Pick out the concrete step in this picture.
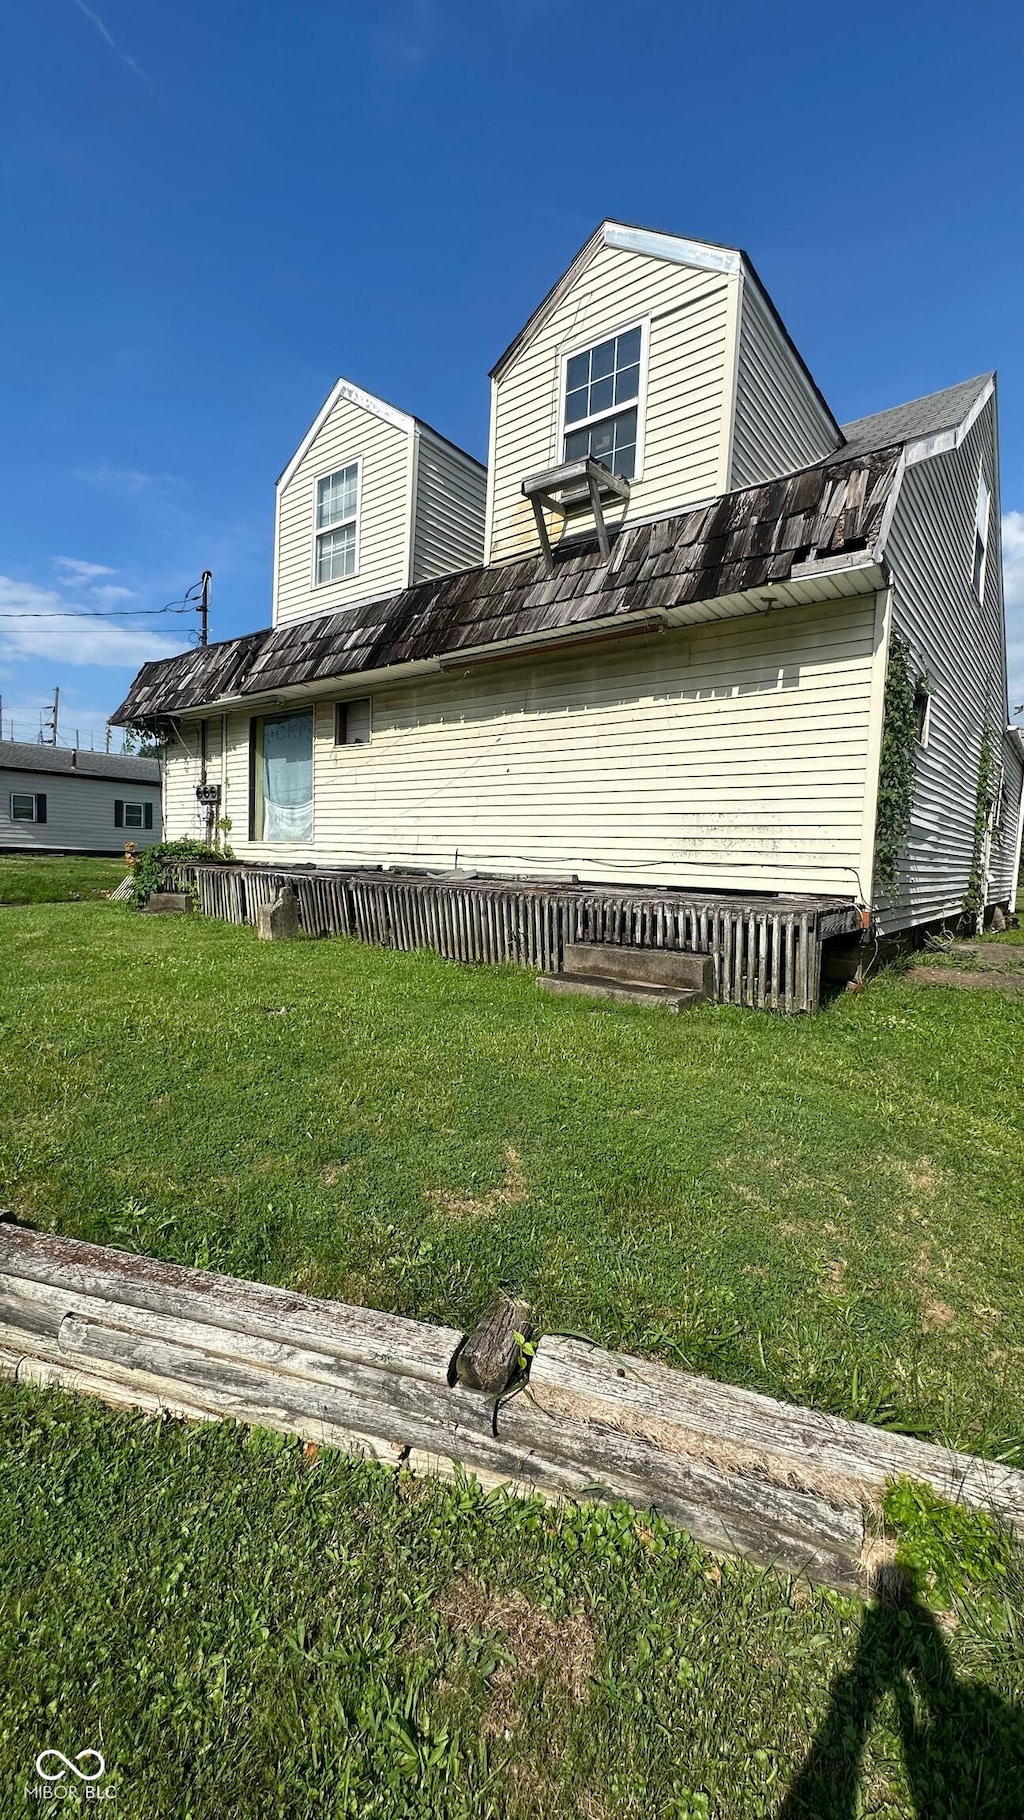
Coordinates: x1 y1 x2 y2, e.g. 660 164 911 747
562 941 713 996
536 972 701 1012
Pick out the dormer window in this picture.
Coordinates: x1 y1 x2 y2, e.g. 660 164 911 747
972 469 990 600
561 324 645 480
315 461 359 585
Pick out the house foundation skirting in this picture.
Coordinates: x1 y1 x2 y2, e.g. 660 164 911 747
163 861 862 1015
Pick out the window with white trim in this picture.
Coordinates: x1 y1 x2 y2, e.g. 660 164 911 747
315 462 359 585
973 470 991 600
562 325 643 479
10 792 36 821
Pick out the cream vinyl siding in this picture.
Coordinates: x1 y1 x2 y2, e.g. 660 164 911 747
878 397 1014 930
730 279 839 487
163 595 878 897
411 431 486 582
486 243 735 564
275 396 412 627
0 768 161 852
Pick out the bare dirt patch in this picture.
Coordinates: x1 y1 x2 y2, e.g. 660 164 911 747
437 1576 597 1735
425 1145 528 1221
910 965 1024 997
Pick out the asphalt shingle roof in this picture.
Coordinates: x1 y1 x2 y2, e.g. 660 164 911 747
0 741 161 784
832 374 992 461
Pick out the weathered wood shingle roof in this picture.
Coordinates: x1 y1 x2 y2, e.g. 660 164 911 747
112 446 900 723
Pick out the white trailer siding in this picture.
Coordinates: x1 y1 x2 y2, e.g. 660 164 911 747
164 594 879 899
486 242 736 565
275 394 413 628
0 765 161 852
729 277 839 487
411 430 486 582
879 396 1015 929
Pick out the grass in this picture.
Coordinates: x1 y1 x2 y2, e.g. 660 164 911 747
2 1383 1023 1820
0 895 1023 1457
2 873 1024 1814
0 853 126 904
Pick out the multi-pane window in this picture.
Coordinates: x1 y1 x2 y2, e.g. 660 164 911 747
10 793 36 821
563 326 642 479
315 462 359 585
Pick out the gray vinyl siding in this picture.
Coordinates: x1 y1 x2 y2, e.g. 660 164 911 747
878 396 1012 929
730 278 838 487
411 431 486 582
0 767 161 851
162 595 879 898
991 731 1024 904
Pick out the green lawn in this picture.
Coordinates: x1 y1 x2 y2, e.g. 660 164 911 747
2 889 1024 1815
0 898 1022 1455
0 853 126 904
2 1383 1022 1820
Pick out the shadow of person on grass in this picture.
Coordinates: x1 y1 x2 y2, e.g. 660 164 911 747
778 1565 1024 1819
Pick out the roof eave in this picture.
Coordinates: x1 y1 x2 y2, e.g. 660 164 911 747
117 554 887 724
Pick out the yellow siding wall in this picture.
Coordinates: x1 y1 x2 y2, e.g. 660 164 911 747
486 244 736 564
275 396 412 627
412 431 486 581
165 595 880 898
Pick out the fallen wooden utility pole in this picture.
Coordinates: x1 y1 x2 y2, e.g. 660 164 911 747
1 1222 1021 1593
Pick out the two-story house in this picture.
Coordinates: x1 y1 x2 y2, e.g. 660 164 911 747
113 221 1024 1011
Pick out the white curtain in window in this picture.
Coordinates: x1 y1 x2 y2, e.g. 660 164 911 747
262 711 313 842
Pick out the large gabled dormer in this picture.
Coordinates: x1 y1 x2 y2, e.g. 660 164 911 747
274 377 486 628
484 221 842 565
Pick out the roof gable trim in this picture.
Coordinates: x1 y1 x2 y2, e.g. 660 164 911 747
277 378 414 491
903 376 995 466
603 223 740 275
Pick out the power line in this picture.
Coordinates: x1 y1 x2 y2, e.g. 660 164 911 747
0 581 207 621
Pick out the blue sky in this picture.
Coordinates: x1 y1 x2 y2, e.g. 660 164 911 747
2 0 1023 746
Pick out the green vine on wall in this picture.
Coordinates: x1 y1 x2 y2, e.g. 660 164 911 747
873 631 923 900
964 711 999 927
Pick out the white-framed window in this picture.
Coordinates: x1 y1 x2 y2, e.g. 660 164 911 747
913 686 932 747
10 792 36 821
314 461 359 586
973 469 991 600
559 322 647 480
114 799 153 830
335 697 372 747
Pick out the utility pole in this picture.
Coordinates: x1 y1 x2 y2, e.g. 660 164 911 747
199 570 212 647
105 722 111 754
42 687 59 746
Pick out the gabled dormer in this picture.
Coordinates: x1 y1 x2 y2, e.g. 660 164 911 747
273 378 486 628
484 221 842 565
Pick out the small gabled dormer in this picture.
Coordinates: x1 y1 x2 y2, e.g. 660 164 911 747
273 378 486 629
484 221 842 565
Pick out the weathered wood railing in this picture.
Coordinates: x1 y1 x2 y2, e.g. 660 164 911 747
1 1223 1020 1592
162 862 861 1014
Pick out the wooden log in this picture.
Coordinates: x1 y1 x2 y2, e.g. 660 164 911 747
0 1230 461 1387
525 1336 1024 1530
499 1395 864 1588
456 1293 532 1395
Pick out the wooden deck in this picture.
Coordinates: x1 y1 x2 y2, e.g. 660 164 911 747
164 861 862 1015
